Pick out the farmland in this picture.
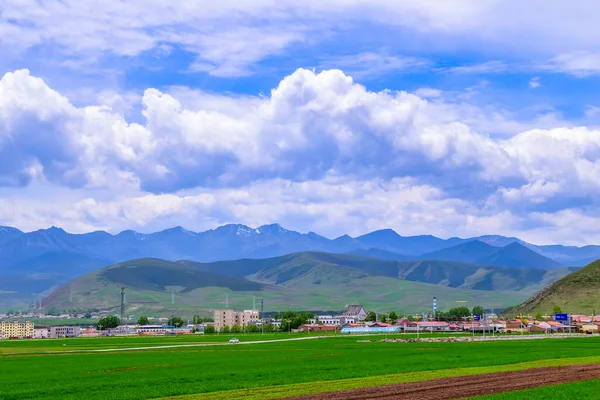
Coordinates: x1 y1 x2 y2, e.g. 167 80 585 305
2 334 600 399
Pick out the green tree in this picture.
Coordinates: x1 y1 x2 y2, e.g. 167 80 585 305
84 313 92 319
264 323 275 332
388 312 398 325
247 324 259 333
168 316 185 328
380 314 387 323
448 307 471 319
472 305 484 316
97 315 120 330
365 311 377 322
553 305 562 314
231 324 242 333
535 312 543 321
137 316 150 326
204 325 216 334
220 325 230 334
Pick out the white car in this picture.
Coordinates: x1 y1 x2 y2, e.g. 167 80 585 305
229 338 239 344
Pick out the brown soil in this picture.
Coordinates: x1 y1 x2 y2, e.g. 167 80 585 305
287 364 600 400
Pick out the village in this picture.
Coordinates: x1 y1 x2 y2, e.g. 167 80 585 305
2 304 600 339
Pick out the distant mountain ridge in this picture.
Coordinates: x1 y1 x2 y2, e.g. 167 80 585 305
0 223 597 302
1 223 598 267
420 241 562 269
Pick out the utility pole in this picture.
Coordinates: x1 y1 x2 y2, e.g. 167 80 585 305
120 286 126 325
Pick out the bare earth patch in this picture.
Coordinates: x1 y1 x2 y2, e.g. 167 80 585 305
286 364 600 400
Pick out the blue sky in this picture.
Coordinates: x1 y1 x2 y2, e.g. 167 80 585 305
2 1 600 245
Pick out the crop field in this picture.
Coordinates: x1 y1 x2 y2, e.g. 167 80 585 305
472 379 600 399
2 334 600 399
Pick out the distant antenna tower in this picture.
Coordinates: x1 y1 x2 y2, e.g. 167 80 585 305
38 295 42 310
225 293 229 309
260 297 264 316
69 290 73 303
253 296 256 310
171 290 175 305
120 286 126 324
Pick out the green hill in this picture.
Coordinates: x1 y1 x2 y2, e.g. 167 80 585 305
228 252 573 291
504 259 600 315
41 253 578 317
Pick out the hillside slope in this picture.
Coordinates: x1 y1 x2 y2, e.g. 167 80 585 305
42 256 531 316
40 253 577 316
421 241 562 269
504 259 600 315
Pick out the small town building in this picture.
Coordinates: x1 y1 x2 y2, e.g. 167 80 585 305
213 309 260 330
338 304 367 321
49 326 81 338
0 321 34 339
580 324 599 333
34 326 50 339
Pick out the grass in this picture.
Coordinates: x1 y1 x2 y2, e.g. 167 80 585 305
167 356 600 400
41 254 535 317
507 259 600 315
3 335 600 399
470 379 600 399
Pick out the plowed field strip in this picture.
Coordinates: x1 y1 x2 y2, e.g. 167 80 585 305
287 364 600 400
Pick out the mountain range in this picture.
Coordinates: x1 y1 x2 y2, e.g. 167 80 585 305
1 223 599 309
42 253 574 316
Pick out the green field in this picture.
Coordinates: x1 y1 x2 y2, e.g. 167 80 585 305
3 334 600 399
472 379 600 399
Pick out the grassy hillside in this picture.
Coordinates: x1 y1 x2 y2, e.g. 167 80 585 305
237 252 573 291
505 259 600 315
41 254 572 317
420 241 562 269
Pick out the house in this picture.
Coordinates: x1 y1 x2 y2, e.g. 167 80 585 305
505 320 525 331
309 316 342 326
580 324 599 333
404 321 449 332
337 304 367 321
571 315 592 324
545 321 566 332
301 324 337 332
34 326 49 339
367 322 393 328
49 326 81 338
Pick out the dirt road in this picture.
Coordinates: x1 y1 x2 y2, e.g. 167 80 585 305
287 364 600 400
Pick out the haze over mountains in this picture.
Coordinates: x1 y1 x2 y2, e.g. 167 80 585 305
1 223 599 308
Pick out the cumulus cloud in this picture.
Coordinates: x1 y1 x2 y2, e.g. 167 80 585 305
2 68 600 199
2 68 600 243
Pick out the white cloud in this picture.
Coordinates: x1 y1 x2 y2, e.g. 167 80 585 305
321 52 431 78
4 1 600 77
3 68 600 243
444 61 510 75
529 76 541 88
543 52 600 77
413 88 443 98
